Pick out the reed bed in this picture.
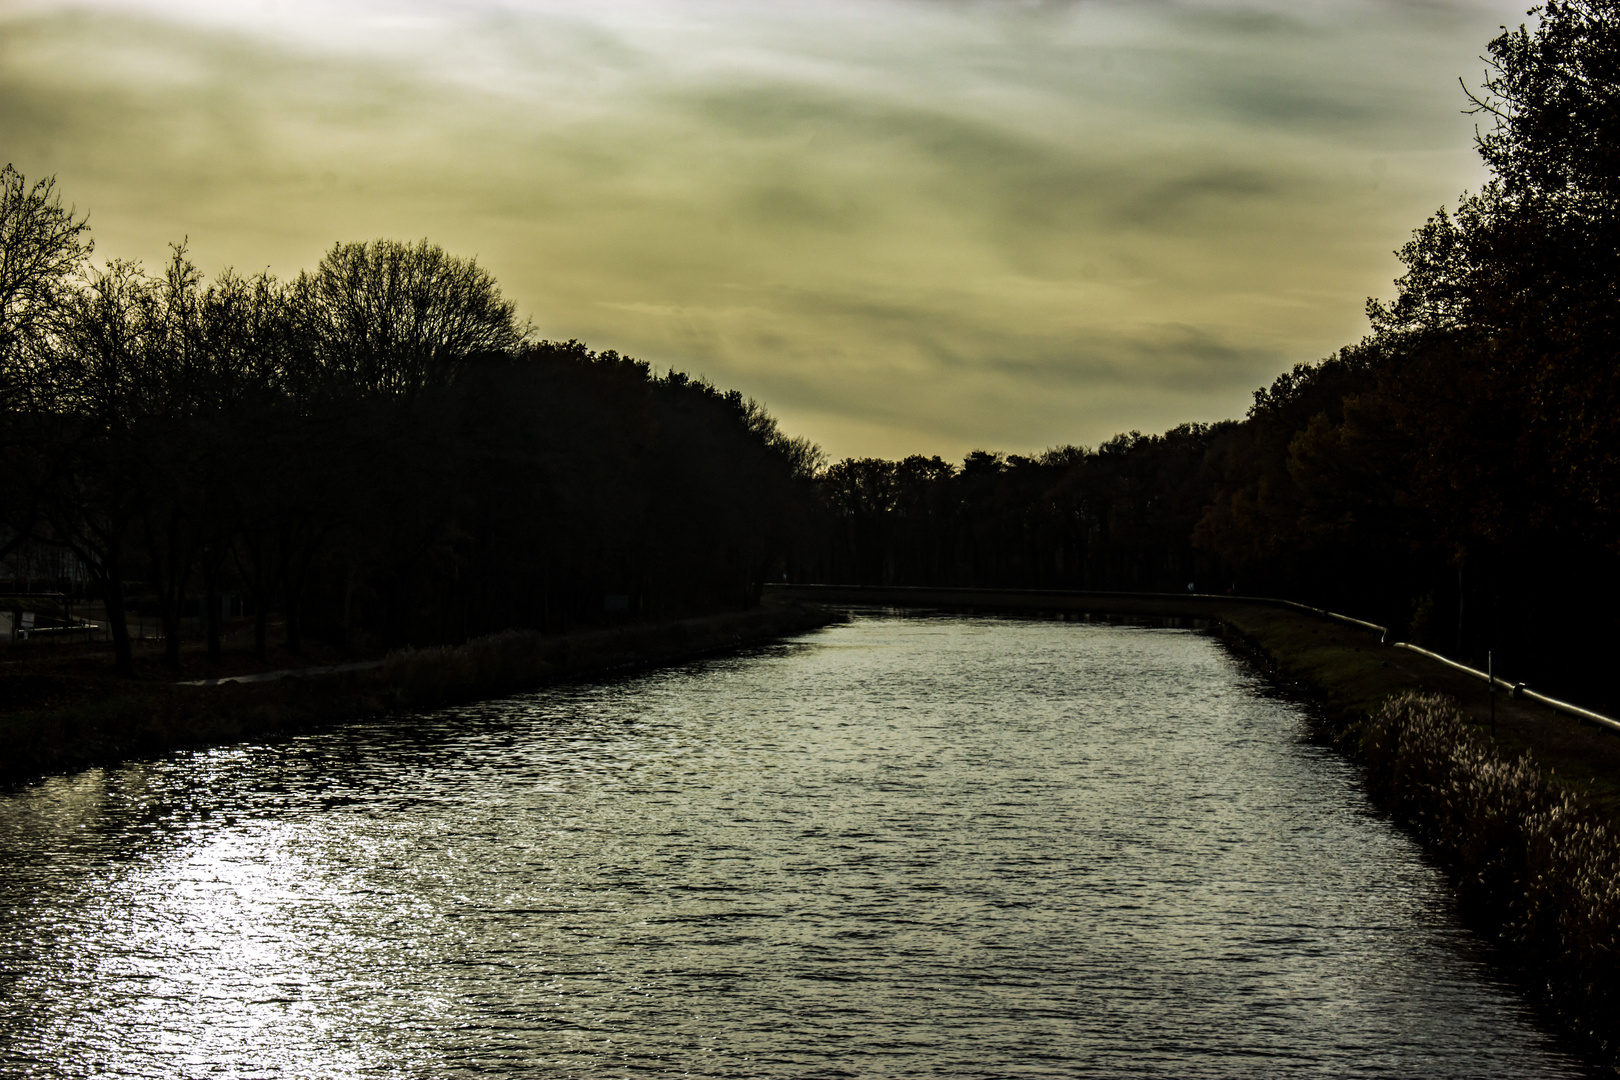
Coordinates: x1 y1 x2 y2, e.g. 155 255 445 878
379 629 564 709
374 610 813 710
1360 692 1620 1063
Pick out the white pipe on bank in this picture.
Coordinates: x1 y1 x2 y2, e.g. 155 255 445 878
1392 641 1620 735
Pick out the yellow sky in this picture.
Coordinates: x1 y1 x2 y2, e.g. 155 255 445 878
0 0 1529 460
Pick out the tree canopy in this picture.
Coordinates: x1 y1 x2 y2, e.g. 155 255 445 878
293 239 528 399
0 200 819 674
0 164 92 407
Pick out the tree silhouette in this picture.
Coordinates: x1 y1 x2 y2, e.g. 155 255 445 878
29 258 155 673
0 165 94 569
0 165 92 382
292 239 527 399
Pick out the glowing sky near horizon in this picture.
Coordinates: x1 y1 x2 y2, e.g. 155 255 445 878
0 0 1530 460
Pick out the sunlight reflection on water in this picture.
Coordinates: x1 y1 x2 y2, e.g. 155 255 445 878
0 613 1591 1077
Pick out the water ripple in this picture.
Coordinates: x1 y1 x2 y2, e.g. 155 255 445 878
0 613 1591 1077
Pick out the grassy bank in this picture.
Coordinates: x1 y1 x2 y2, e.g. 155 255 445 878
0 601 839 785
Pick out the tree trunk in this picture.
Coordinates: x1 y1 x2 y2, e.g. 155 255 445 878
231 533 271 660
1456 561 1466 657
278 526 324 654
202 544 227 665
143 506 192 672
101 563 134 677
282 574 303 654
204 579 222 664
160 602 183 670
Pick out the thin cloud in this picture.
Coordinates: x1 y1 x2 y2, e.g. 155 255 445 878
0 0 1530 460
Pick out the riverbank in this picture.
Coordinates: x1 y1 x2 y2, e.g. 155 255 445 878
1223 598 1620 1066
0 600 840 785
770 583 1620 1068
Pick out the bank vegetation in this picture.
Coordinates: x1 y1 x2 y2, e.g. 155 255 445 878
1363 692 1620 1064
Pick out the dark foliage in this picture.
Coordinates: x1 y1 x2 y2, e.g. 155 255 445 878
1204 0 1620 707
813 425 1229 593
0 225 818 671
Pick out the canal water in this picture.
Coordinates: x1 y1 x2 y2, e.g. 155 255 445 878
0 613 1590 1077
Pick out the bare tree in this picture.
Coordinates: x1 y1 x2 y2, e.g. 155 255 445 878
0 164 92 384
293 238 528 398
34 258 154 673
0 164 94 567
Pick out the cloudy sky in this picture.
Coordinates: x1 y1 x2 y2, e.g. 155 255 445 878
0 0 1530 460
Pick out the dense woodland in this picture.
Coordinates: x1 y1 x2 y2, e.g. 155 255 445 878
0 226 821 674
2 2 1616 710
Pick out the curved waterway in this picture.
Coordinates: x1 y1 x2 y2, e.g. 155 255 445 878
0 613 1590 1077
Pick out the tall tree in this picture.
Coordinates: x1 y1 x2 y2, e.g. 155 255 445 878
0 164 92 381
293 239 527 399
0 164 94 566
1368 1 1620 544
34 259 154 673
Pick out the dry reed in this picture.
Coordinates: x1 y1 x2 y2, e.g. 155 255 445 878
1360 692 1620 1062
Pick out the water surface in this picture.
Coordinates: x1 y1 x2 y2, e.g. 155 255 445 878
0 613 1588 1076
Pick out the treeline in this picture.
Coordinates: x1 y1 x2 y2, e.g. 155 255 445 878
807 427 1226 593
814 2 1620 710
0 197 820 674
